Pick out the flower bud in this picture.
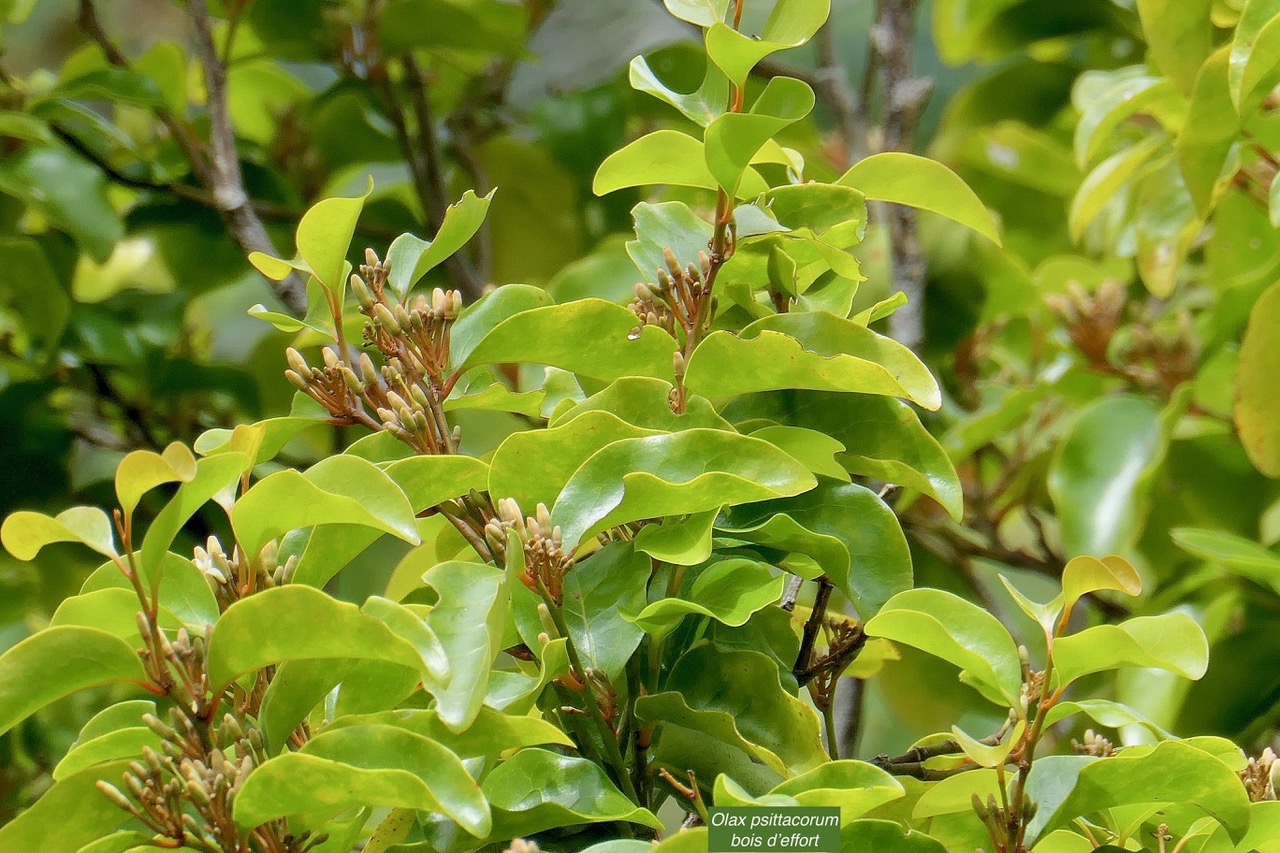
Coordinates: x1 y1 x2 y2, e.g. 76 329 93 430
285 347 309 375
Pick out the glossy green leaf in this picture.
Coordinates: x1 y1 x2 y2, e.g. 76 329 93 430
82 552 219 629
0 627 148 737
864 588 1023 705
559 542 649 679
595 129 765 198
1172 527 1280 591
206 585 425 692
234 725 490 836
1048 394 1177 557
1230 0 1280 109
630 558 784 638
50 588 181 642
2 506 117 561
704 76 814 192
632 510 718 565
1137 0 1214 94
484 749 662 837
552 376 731 432
232 455 419 559
1135 157 1201 297
295 180 371 289
1073 73 1179 167
749 425 849 481
719 482 911 616
114 443 196 517
386 190 494 297
461 298 678 382
685 313 940 408
1041 698 1172 738
362 597 450 685
768 761 904 817
840 820 946 853
0 145 122 260
704 0 831 86
1039 740 1250 843
551 428 817 546
1176 48 1239 213
838 152 1000 244
382 454 491 513
1236 280 1280 477
1052 612 1209 685
629 54 729 126
0 762 130 851
636 645 827 776
448 284 553 369
420 561 508 732
1062 554 1142 612
324 706 571 757
662 0 729 26
489 410 660 513
626 201 716 285
54 725 160 781
1069 135 1167 241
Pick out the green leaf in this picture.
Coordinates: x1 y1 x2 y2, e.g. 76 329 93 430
1039 740 1251 843
489 411 660 514
559 543 649 679
378 0 526 55
54 725 160 781
51 588 181 642
1137 0 1214 95
0 145 123 261
0 627 148 737
1172 527 1280 591
1072 73 1180 167
553 376 732 432
234 725 490 837
704 76 814 193
1048 394 1178 557
633 510 719 566
1236 280 1280 477
594 129 767 198
719 482 911 617
630 558 784 638
1041 698 1172 738
637 645 826 777
768 761 904 818
550 428 817 547
323 706 572 757
839 820 946 853
295 180 372 289
685 313 940 409
484 749 662 837
114 443 196 517
232 455 420 559
1051 612 1210 685
382 454 492 513
0 762 131 851
461 298 678 382
727 391 961 519
0 237 68 359
1068 135 1167 241
362 597 450 685
82 552 219 629
629 54 729 126
1061 554 1142 612
1230 0 1280 109
386 190 495 297
662 0 729 26
1176 48 1239 213
864 588 1023 706
838 152 1000 244
627 201 715 284
704 0 832 87
420 561 508 732
205 586 425 692
748 425 848 481
448 284 554 369
1134 157 1201 297
2 506 117 560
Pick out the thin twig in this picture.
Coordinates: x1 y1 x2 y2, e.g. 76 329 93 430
187 0 308 316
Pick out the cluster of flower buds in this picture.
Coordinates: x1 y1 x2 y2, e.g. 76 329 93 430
484 498 573 604
1126 308 1198 394
194 536 296 608
805 619 867 709
1046 279 1127 370
971 789 1037 835
1242 747 1279 802
504 839 540 853
1071 729 1116 758
628 246 717 341
99 708 324 851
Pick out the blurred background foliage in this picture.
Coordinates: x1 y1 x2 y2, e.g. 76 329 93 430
2 0 1280 832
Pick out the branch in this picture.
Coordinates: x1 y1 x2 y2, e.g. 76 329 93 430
871 0 933 353
187 0 308 317
793 575 834 686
